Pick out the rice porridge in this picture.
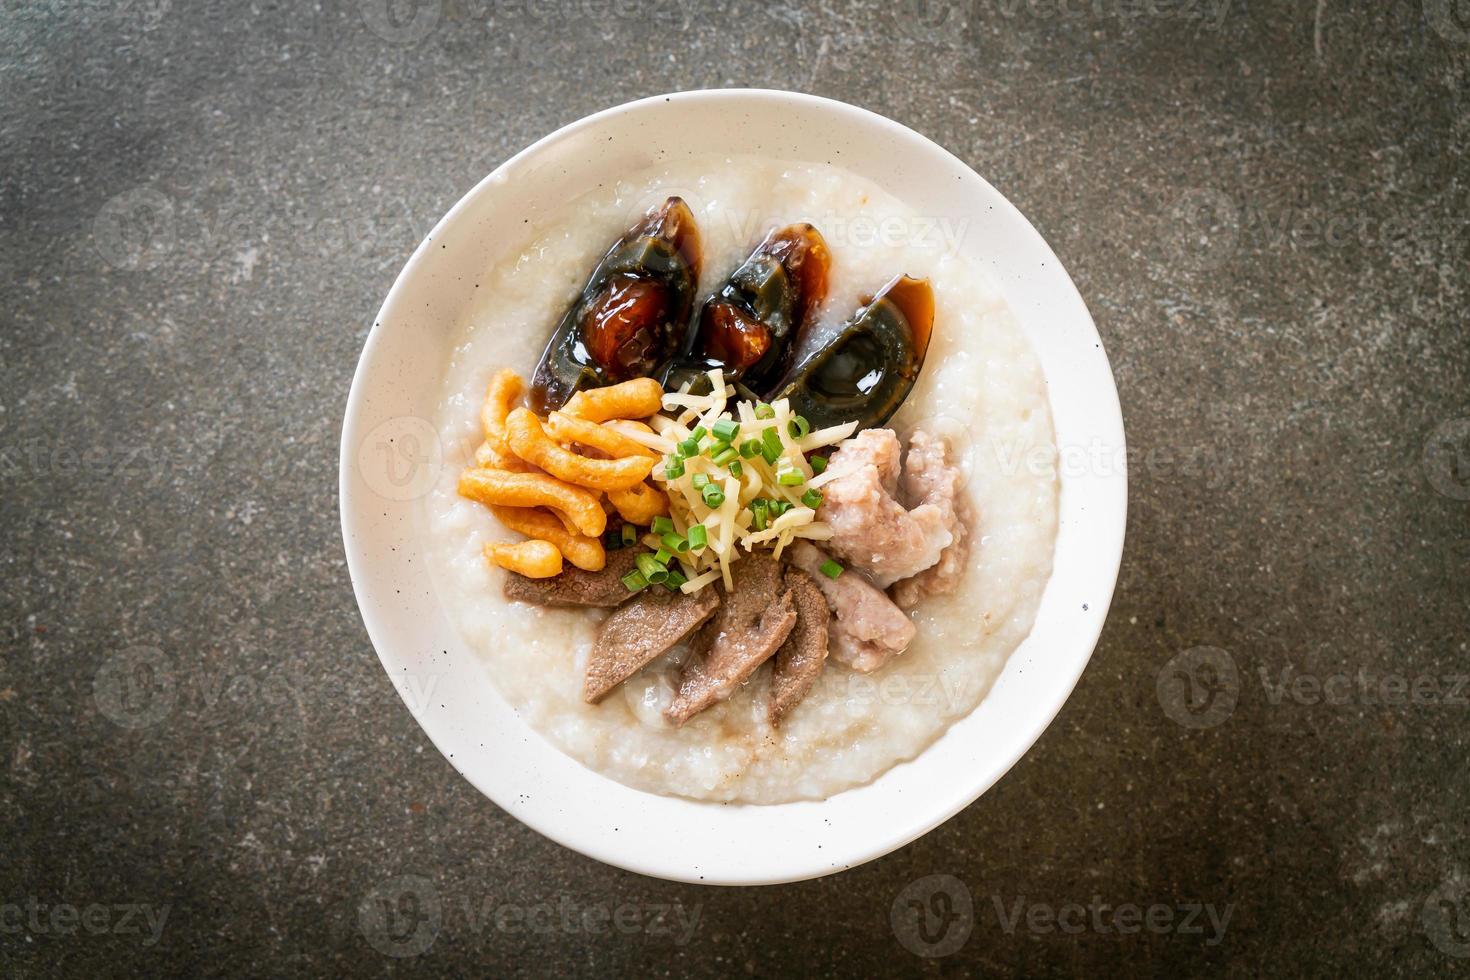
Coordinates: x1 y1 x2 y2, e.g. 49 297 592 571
425 155 1058 803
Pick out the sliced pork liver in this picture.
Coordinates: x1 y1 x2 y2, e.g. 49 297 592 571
583 585 720 703
665 556 797 726
503 546 641 608
768 568 830 727
789 541 914 673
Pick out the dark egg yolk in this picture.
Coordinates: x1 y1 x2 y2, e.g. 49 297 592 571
581 276 670 380
699 303 774 377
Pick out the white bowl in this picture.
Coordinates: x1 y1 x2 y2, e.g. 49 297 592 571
339 90 1126 885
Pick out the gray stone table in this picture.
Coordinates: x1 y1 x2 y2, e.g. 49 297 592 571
2 0 1467 975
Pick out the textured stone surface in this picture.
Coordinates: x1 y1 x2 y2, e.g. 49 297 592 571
2 1 1468 975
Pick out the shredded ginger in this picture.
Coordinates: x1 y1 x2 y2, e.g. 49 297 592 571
645 369 857 593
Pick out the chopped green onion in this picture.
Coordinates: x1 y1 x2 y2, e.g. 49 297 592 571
777 468 805 486
788 415 811 439
819 559 844 580
691 472 711 490
761 427 783 464
739 438 761 458
711 445 738 466
663 569 688 590
750 498 768 531
810 454 828 474
651 515 674 535
661 531 689 553
691 425 708 442
801 488 824 509
604 529 624 550
678 436 699 457
712 419 740 442
686 524 707 550
636 552 665 579
754 402 775 419
701 485 726 509
728 460 743 478
621 523 638 545
770 499 793 517
663 455 685 479
621 570 649 591
653 547 673 566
